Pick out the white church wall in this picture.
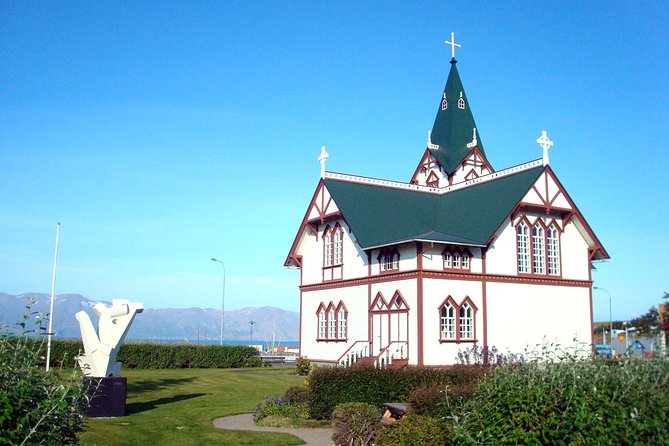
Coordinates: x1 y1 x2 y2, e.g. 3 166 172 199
561 222 590 281
421 278 483 366
485 282 592 357
300 284 368 363
486 218 517 275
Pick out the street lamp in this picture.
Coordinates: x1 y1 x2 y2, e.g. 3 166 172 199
593 286 613 357
249 320 256 343
211 258 226 346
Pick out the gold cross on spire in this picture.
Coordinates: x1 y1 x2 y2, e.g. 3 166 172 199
444 32 461 59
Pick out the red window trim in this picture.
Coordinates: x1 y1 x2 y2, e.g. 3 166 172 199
315 300 348 342
515 216 562 279
442 246 472 272
438 295 478 343
377 248 400 274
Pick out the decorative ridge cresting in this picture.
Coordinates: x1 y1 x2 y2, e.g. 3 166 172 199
324 159 544 195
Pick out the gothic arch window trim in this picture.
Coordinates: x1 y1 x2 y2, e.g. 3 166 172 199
516 216 563 278
442 246 472 271
316 300 348 342
438 296 477 343
378 248 400 273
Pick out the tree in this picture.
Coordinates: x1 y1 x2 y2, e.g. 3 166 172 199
629 306 660 337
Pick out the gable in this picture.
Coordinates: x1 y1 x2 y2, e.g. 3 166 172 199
520 170 572 211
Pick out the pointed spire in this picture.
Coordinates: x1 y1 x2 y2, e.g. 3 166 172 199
428 37 487 174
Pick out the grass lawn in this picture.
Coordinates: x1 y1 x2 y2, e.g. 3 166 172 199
80 367 308 446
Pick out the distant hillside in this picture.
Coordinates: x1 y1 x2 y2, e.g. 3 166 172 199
0 292 298 343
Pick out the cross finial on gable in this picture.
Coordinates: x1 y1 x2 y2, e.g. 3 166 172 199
537 130 553 166
318 145 330 178
444 32 461 59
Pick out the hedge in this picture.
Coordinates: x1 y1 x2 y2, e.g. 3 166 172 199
307 365 484 419
41 339 262 369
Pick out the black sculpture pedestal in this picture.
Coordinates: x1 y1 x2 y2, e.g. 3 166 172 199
85 376 127 418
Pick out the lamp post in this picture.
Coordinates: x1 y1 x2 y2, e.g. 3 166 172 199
249 320 256 343
211 258 226 346
593 286 613 357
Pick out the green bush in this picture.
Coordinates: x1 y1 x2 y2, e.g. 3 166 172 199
0 303 88 445
295 356 311 376
406 383 447 417
252 397 299 423
44 339 261 369
283 386 312 405
377 415 452 446
331 402 383 446
307 365 483 419
456 357 669 445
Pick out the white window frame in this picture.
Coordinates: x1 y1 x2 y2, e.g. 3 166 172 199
440 303 456 340
517 221 530 274
459 302 474 340
532 223 545 274
333 228 343 266
547 225 560 276
337 308 347 339
328 308 336 339
318 308 326 339
324 230 333 267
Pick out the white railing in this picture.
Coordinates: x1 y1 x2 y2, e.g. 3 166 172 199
374 341 408 368
324 158 543 197
338 340 371 367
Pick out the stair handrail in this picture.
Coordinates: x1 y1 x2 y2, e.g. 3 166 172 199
337 340 372 364
373 340 408 366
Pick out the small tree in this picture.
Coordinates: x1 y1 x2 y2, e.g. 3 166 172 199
0 300 88 445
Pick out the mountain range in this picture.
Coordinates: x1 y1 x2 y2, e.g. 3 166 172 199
0 292 299 344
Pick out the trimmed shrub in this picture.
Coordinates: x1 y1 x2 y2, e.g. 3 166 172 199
1 303 88 445
308 365 483 419
283 386 312 405
331 402 382 446
295 356 311 376
253 397 299 423
377 415 451 446
456 356 669 445
406 383 447 417
43 339 262 369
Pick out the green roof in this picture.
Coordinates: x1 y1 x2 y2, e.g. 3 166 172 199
323 166 544 249
430 59 485 173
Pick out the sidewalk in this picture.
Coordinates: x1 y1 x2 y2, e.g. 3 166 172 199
213 413 333 446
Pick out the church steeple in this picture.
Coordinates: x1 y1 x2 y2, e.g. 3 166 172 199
429 53 487 175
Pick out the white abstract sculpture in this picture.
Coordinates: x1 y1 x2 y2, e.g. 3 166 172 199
76 299 143 377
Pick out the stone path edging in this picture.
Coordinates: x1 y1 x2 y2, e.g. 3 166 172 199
213 413 333 446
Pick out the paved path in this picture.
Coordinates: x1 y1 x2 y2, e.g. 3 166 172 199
213 413 333 446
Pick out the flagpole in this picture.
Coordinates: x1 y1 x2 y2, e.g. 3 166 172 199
45 222 60 372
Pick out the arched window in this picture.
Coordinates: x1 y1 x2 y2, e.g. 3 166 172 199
328 307 336 339
338 307 347 339
441 93 448 111
532 224 545 274
462 252 470 269
458 92 465 109
440 303 456 340
443 247 472 271
547 225 560 275
517 221 530 273
333 228 343 266
323 230 333 267
459 302 474 339
443 251 452 268
453 252 461 269
318 308 326 339
378 249 400 273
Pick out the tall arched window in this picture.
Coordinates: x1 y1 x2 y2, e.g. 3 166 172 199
532 224 545 274
328 307 336 339
459 302 474 339
323 230 333 267
517 222 530 273
338 307 347 339
440 303 456 340
333 228 343 266
547 225 560 275
318 308 326 339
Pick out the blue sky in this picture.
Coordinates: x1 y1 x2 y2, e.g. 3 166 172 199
1 2 667 321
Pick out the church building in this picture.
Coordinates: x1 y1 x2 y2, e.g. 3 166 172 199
284 36 609 366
